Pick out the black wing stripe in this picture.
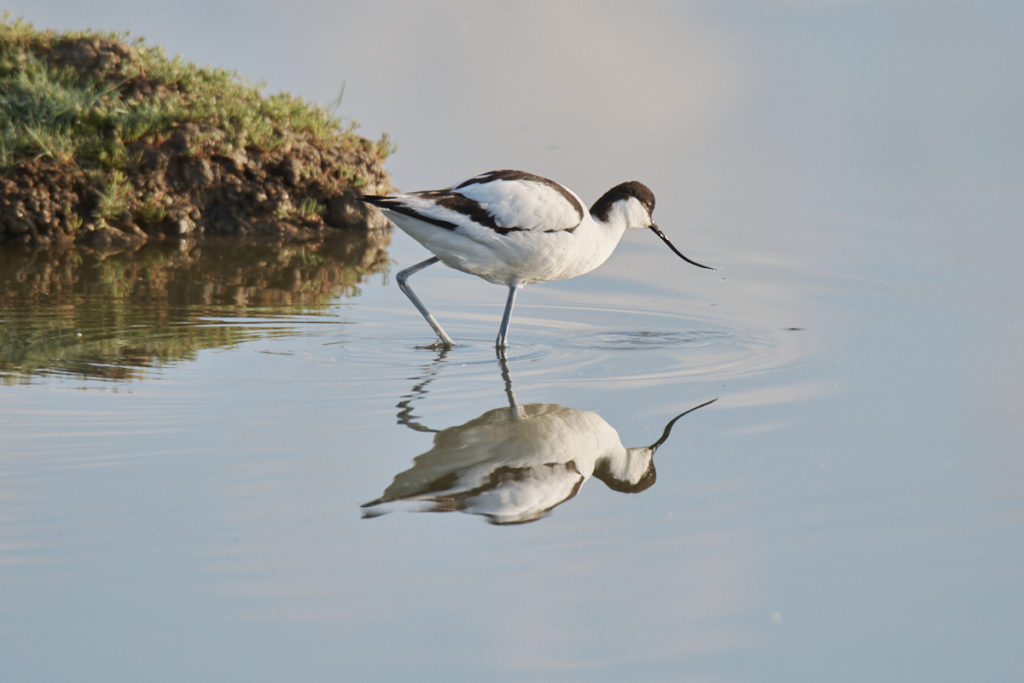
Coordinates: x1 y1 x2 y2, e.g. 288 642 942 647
362 195 457 230
414 190 507 232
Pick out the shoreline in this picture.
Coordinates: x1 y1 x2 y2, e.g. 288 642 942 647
0 17 393 250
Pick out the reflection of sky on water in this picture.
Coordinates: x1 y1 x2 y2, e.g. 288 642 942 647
3 1 1023 681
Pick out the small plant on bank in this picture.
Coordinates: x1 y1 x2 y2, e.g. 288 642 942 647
297 197 326 219
93 171 133 224
135 193 168 224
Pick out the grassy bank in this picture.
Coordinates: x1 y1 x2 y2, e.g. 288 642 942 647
0 15 394 248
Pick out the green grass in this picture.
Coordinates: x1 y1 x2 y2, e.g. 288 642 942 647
0 14 394 170
92 170 133 224
296 197 327 218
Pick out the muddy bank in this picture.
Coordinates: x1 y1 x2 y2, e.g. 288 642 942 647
1 20 393 250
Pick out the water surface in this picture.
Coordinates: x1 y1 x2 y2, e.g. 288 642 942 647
2 2 1023 681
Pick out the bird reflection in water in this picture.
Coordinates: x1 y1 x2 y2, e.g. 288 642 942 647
362 352 715 525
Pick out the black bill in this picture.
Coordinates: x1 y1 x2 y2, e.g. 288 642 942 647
650 224 714 270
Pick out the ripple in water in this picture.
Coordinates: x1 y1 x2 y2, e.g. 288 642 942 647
338 300 814 390
570 329 731 350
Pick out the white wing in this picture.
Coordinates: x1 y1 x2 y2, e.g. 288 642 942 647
450 170 586 233
364 170 586 235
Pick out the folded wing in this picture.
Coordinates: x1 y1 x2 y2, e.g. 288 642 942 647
364 170 586 235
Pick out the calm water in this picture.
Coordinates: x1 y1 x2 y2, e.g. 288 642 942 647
3 2 1023 681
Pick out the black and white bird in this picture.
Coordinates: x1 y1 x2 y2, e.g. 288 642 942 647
361 399 716 525
362 170 712 347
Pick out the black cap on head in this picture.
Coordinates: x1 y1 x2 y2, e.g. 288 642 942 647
589 181 655 221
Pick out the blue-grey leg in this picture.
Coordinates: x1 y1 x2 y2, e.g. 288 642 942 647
496 346 525 418
496 284 522 348
396 256 455 347
496 347 518 408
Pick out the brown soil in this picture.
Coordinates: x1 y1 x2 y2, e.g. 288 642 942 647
0 36 393 251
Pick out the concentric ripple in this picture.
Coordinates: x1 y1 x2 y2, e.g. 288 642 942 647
330 296 817 393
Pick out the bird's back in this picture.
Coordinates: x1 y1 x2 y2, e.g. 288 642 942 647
363 170 636 285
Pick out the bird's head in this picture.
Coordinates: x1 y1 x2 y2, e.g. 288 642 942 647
590 181 714 270
593 398 718 494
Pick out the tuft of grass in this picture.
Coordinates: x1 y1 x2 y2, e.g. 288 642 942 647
136 193 167 223
275 196 325 222
297 197 325 218
93 170 133 223
335 166 368 187
375 132 397 160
